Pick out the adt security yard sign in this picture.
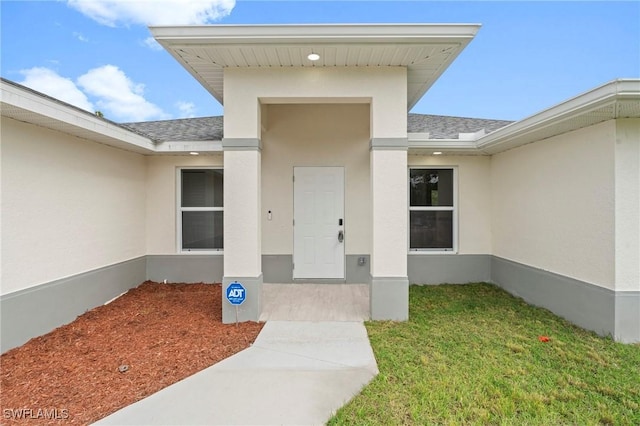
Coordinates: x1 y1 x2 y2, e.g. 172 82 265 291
226 282 246 305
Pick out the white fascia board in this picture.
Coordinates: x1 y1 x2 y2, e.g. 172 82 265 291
476 79 640 154
2 80 223 156
1 81 156 154
155 140 223 153
408 138 484 155
408 79 640 156
150 23 481 44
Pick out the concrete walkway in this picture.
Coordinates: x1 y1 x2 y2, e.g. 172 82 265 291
96 321 378 425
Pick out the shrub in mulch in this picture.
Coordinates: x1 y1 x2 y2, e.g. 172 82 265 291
1 281 263 424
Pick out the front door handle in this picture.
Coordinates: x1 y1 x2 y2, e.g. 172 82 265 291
338 230 344 243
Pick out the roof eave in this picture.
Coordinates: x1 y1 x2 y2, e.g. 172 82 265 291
150 23 480 109
476 79 640 154
150 23 481 44
1 79 157 155
408 79 640 155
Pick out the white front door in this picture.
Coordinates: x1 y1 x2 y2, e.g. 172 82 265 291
293 167 345 279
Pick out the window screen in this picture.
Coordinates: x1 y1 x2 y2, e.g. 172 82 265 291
409 168 454 250
180 169 223 250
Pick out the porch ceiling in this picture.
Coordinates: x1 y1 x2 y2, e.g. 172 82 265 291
150 24 480 110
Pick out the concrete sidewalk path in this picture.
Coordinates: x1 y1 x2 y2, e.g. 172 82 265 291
95 321 378 425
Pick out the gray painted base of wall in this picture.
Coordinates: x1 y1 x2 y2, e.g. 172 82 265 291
146 255 223 283
615 291 640 343
370 276 409 320
408 254 491 284
490 256 640 343
222 275 263 324
1 257 146 353
4 253 637 353
263 255 371 283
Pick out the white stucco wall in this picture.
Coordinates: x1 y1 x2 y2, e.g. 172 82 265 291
614 118 640 292
408 155 492 254
1 117 147 294
491 120 616 289
371 149 408 277
224 67 406 139
261 103 371 255
224 150 262 276
145 155 224 254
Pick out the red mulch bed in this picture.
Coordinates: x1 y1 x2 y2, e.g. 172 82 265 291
1 281 263 424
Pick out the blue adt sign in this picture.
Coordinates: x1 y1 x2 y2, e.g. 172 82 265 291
226 281 246 305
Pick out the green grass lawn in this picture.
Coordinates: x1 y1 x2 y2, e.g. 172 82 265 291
329 283 640 425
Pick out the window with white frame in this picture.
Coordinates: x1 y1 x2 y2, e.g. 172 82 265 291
179 168 223 251
409 168 455 251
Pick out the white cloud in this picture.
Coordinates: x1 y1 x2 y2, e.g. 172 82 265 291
176 101 196 118
19 67 94 112
73 31 89 42
67 0 235 26
142 36 163 51
77 65 169 122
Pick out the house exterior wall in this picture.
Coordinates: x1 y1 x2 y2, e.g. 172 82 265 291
261 103 371 256
1 117 148 351
614 118 640 293
491 120 616 289
613 118 640 343
1 117 147 295
223 149 262 278
224 67 407 139
371 149 409 276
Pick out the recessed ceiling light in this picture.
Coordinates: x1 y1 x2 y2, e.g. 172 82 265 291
189 152 199 156
433 151 443 155
307 53 320 61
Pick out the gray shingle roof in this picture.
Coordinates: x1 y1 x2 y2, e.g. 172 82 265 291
121 116 224 142
122 114 513 142
408 113 514 138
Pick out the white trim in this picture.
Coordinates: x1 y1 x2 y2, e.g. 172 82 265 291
156 140 222 153
150 23 481 42
408 79 640 155
176 167 224 254
1 79 156 154
476 79 640 154
408 166 458 254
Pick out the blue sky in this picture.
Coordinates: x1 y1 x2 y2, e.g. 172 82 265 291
2 1 639 122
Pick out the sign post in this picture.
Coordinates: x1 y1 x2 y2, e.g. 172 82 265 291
225 281 246 326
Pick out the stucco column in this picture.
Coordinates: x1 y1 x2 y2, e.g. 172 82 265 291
370 138 409 320
614 119 640 342
222 139 262 323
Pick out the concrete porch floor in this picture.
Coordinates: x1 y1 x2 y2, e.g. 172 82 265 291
259 283 370 322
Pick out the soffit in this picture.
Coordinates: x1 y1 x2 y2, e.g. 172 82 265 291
150 24 480 110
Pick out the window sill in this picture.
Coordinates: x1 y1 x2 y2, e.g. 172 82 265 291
408 250 458 255
178 250 224 255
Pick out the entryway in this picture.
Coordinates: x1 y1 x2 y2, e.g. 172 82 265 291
293 166 345 279
259 284 369 321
